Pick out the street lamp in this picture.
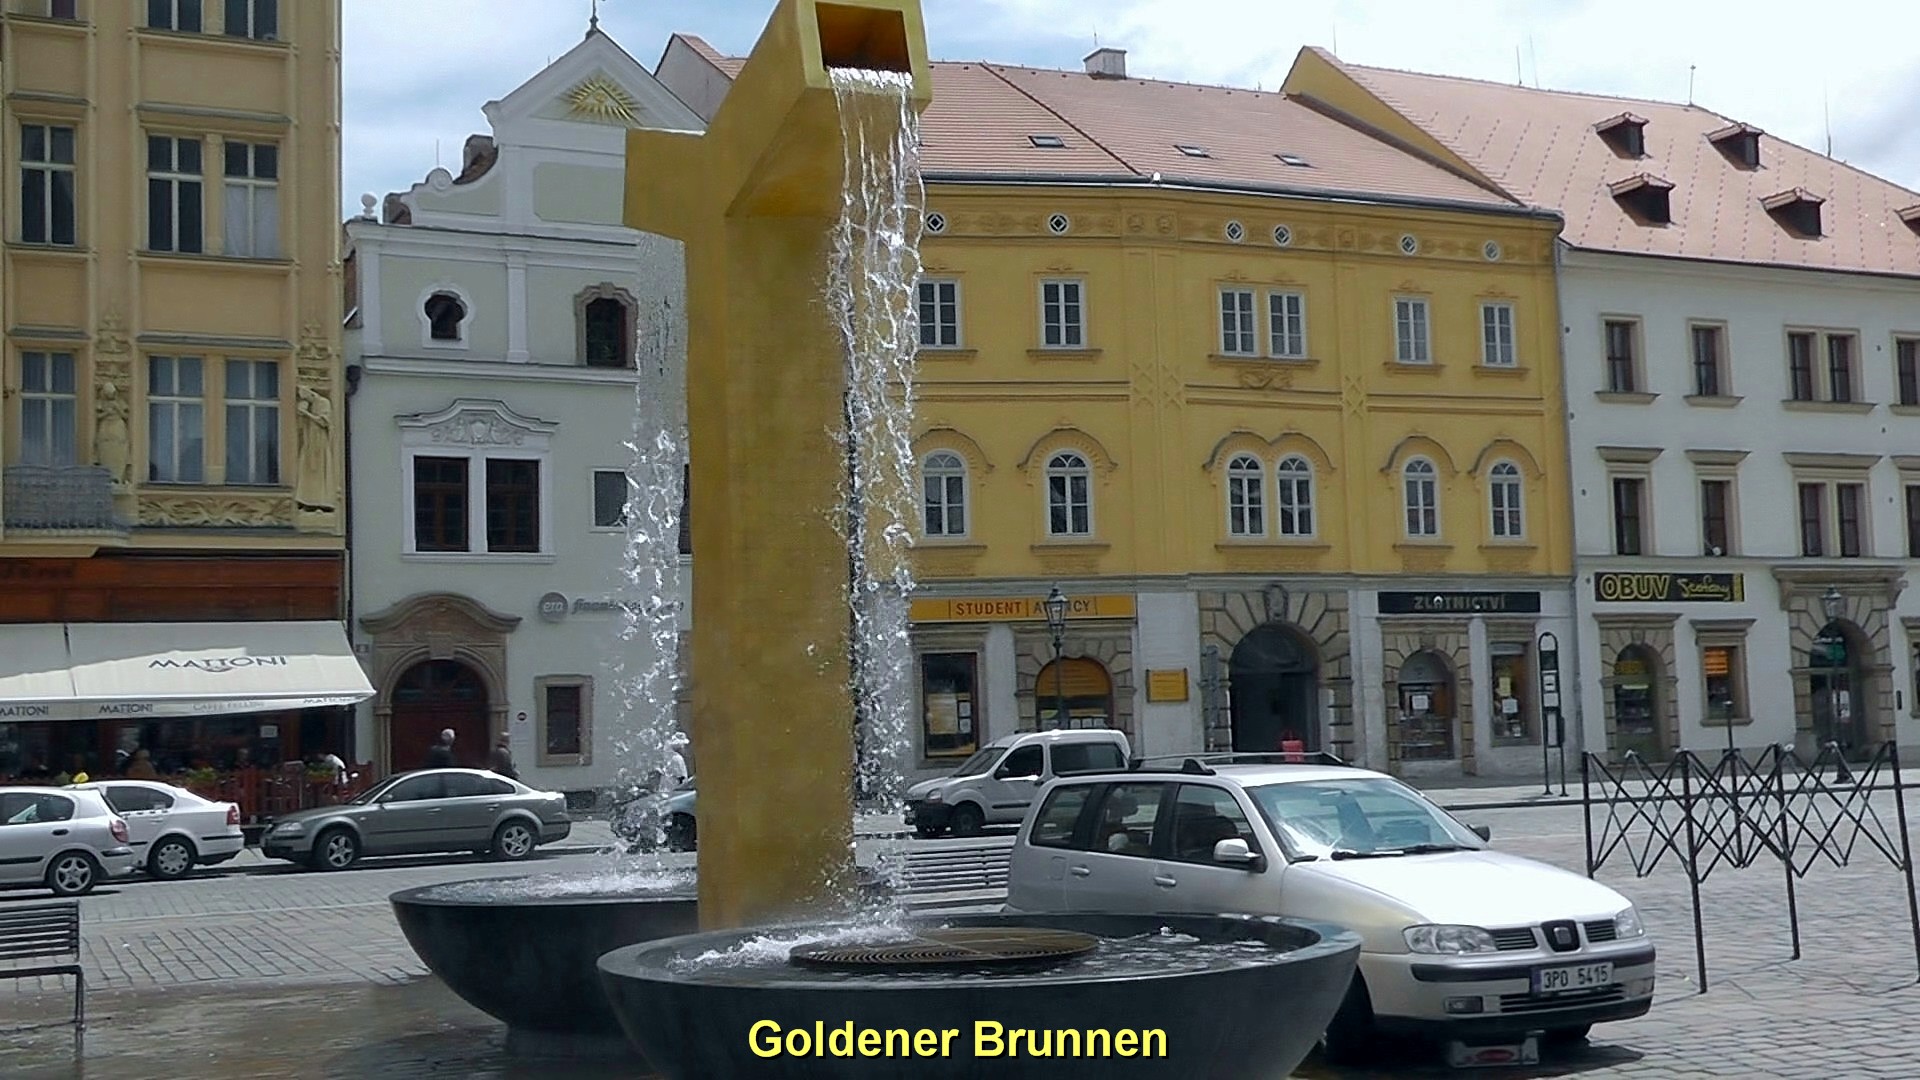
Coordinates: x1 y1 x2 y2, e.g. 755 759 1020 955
1821 585 1845 623
1043 586 1069 729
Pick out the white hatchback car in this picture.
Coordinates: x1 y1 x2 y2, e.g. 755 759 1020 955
71 780 246 880
0 787 139 897
1004 760 1654 1056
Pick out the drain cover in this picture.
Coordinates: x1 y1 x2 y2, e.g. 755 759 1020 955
789 928 1100 972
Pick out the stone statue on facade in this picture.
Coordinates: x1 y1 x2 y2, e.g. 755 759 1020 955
295 385 335 512
93 378 131 488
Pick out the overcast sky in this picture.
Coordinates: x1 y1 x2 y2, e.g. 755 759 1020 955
343 0 1920 218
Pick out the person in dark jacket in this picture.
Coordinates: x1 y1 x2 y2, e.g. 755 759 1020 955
489 734 518 781
424 728 456 769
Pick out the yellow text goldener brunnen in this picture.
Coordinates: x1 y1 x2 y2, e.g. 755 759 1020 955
748 1020 1169 1059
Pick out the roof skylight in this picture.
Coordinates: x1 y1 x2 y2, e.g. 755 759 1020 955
1276 154 1312 168
1175 144 1211 158
1028 134 1066 148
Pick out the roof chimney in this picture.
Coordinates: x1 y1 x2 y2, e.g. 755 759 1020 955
1084 47 1127 79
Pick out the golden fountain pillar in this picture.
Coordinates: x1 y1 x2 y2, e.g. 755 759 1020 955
623 0 931 930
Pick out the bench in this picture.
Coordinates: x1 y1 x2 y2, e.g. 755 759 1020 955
0 901 85 1029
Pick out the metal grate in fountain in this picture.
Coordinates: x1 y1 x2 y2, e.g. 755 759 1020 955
789 927 1098 972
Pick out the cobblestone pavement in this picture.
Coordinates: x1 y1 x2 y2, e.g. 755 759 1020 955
6 793 1920 1078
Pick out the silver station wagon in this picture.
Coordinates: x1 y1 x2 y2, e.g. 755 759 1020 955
261 768 572 871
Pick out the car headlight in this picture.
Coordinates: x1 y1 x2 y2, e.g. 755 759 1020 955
1404 925 1500 955
272 821 306 835
923 790 943 804
1614 906 1646 938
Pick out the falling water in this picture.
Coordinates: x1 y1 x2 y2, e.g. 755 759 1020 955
827 67 924 904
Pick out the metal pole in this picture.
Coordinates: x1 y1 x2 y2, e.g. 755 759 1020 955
1774 747 1800 961
1581 752 1595 878
1542 710 1553 796
1680 759 1708 993
1052 629 1066 729
1889 741 1920 984
1558 723 1568 797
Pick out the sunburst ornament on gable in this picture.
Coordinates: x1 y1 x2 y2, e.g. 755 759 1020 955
565 75 638 125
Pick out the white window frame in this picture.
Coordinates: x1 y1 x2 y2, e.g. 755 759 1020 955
1488 460 1524 539
917 278 962 350
222 0 278 40
20 122 76 247
1038 278 1086 350
146 133 203 254
1403 457 1439 538
1480 302 1517 367
921 451 968 538
1268 290 1307 359
148 0 202 31
222 140 279 259
18 350 78 467
1225 454 1265 537
222 357 281 486
417 282 473 351
1394 296 1432 364
1044 450 1092 537
1276 455 1316 538
146 354 205 484
1218 287 1257 356
590 467 629 531
397 401 557 560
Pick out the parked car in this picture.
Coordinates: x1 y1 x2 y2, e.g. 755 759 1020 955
1004 759 1655 1057
905 728 1130 838
611 778 698 853
0 787 139 897
259 768 572 871
70 779 244 880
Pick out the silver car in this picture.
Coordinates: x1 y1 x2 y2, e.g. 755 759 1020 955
259 769 572 871
0 787 140 897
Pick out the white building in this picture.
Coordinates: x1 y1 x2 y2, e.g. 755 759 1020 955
343 28 698 797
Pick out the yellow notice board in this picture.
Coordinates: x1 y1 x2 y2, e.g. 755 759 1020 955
909 594 1137 623
1147 669 1190 703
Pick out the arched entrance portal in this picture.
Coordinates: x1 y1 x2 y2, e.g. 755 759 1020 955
1033 657 1115 729
1612 644 1665 760
1230 624 1321 753
389 659 490 770
1396 650 1457 761
1809 621 1867 758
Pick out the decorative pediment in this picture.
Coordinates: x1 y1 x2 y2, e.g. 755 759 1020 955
563 74 641 126
397 399 557 451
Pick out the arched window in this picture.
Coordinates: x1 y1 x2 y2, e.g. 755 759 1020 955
1488 461 1524 539
1403 458 1439 538
1045 451 1091 536
1226 454 1265 537
922 451 967 537
582 295 631 368
424 292 466 342
1277 455 1315 537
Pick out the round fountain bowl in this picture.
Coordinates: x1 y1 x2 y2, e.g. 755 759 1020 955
597 912 1362 1079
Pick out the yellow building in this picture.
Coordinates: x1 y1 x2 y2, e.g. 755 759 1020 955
0 0 368 787
657 38 1569 779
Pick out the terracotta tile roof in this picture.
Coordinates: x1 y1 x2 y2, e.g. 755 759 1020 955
1313 50 1920 276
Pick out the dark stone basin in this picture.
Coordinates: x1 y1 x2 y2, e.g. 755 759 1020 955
597 912 1362 1078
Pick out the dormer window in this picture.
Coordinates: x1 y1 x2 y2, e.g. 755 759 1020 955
1608 173 1673 225
1175 144 1211 158
1595 112 1649 158
1707 122 1763 169
1028 134 1066 149
1898 205 1920 238
1763 188 1824 238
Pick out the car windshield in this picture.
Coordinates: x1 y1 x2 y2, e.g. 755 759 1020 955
1245 777 1484 859
949 747 1003 777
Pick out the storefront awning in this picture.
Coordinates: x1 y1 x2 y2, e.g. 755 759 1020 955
0 622 373 722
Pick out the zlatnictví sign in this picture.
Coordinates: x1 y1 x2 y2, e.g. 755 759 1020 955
1593 572 1745 603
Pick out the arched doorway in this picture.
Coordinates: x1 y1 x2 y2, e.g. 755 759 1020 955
1809 621 1867 758
389 659 489 770
1612 644 1664 760
1033 657 1114 729
1396 651 1456 761
1230 624 1321 753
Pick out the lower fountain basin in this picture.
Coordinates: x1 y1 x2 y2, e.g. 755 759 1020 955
597 911 1362 1079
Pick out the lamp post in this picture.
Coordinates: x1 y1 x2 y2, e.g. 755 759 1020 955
1043 586 1069 729
1819 586 1851 779
1821 585 1845 623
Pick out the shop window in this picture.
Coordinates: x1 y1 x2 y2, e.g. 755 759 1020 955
1034 656 1114 729
1396 651 1455 761
919 653 978 759
537 676 591 766
1702 644 1747 723
1612 645 1664 760
1489 644 1533 745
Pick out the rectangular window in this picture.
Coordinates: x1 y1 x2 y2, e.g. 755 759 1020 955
20 123 77 247
412 456 469 552
1836 482 1865 558
592 469 627 529
1701 479 1731 556
146 355 204 483
1268 291 1306 359
1787 331 1815 401
148 0 201 31
1219 288 1256 355
222 359 279 485
539 680 586 762
19 351 78 467
1907 486 1920 558
1690 324 1724 397
1039 278 1084 348
485 458 540 553
147 134 203 253
1604 320 1638 392
1048 469 1090 536
222 141 279 258
1393 297 1430 364
1480 302 1516 367
1227 464 1264 537
1490 646 1533 744
1611 477 1644 556
920 652 978 759
1899 339 1920 407
223 0 276 39
49 0 79 18
1798 483 1826 557
1702 645 1745 723
1827 334 1855 403
917 279 960 349
1404 468 1439 538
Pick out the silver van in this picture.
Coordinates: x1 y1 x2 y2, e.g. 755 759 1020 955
904 728 1130 837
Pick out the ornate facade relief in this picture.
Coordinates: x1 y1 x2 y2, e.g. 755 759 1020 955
359 592 522 775
1197 584 1353 758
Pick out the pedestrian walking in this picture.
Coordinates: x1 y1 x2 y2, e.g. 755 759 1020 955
424 729 456 769
489 734 518 781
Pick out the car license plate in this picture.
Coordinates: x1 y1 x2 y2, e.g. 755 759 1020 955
1532 962 1612 994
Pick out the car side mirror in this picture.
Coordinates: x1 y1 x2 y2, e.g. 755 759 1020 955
1471 824 1492 842
1213 838 1266 872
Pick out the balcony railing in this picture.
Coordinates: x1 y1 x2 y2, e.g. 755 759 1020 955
3 465 127 533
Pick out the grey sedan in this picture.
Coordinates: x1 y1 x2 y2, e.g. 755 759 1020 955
260 769 572 871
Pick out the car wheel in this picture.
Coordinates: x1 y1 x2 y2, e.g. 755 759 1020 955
1320 974 1377 1065
312 828 360 872
913 824 943 839
46 852 100 898
491 820 537 861
948 803 985 837
1544 1024 1592 1045
666 813 697 852
148 836 197 880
